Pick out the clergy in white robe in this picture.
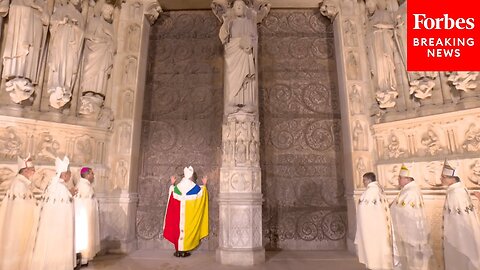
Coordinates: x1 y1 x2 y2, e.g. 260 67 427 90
0 155 38 270
390 164 433 270
441 161 480 270
355 172 394 270
31 156 75 270
74 167 100 265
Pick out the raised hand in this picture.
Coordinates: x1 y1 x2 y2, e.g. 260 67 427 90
201 176 208 185
170 176 176 185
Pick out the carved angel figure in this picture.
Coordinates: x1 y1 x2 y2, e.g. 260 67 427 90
211 0 270 115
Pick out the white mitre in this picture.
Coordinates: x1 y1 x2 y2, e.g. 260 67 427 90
55 156 70 174
398 163 411 177
184 166 194 179
442 160 458 177
17 153 34 171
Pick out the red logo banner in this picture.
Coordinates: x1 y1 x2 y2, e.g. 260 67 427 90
407 0 480 71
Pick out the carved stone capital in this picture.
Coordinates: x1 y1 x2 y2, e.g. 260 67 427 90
144 0 162 25
319 0 339 22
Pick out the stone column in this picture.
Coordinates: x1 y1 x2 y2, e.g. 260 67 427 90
319 0 376 252
217 111 263 265
213 0 270 265
97 0 161 253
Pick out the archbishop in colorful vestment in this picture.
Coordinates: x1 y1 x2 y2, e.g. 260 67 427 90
163 166 208 257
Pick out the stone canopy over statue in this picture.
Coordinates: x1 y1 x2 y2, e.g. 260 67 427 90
212 0 270 116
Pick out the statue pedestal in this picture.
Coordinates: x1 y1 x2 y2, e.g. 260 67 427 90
216 112 264 265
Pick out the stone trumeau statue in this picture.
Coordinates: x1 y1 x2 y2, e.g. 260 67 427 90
2 0 50 104
47 0 86 109
212 0 270 115
79 2 115 117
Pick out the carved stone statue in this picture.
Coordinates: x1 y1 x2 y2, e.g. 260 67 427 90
79 3 115 115
365 0 399 109
212 0 270 115
47 0 85 109
447 72 479 92
0 0 9 38
2 0 50 103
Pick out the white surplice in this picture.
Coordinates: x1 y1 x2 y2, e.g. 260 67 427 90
443 181 480 270
30 177 75 270
74 177 100 264
390 181 433 270
355 181 394 270
0 174 38 270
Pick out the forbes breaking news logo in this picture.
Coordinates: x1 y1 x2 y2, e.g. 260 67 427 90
407 0 480 71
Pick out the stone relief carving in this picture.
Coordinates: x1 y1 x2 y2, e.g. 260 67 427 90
121 89 134 119
47 0 85 109
421 129 442 156
115 160 128 190
128 1 142 21
80 3 115 114
36 133 60 160
319 0 339 22
346 51 360 81
118 123 132 154
468 160 480 185
74 135 93 164
387 164 400 186
126 24 140 52
123 56 138 85
355 157 367 184
386 133 404 158
0 167 16 191
349 84 363 115
409 72 437 100
212 0 270 115
144 0 162 25
423 161 443 187
2 0 49 103
0 127 22 159
343 19 357 47
463 123 480 152
352 120 367 151
447 72 479 92
97 107 114 129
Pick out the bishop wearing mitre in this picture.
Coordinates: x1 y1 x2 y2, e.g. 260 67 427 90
390 164 433 270
31 156 76 269
74 167 101 266
0 154 38 270
163 166 209 257
441 160 480 270
355 172 394 270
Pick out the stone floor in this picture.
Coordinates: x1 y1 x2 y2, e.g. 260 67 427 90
84 250 366 270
